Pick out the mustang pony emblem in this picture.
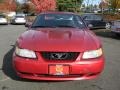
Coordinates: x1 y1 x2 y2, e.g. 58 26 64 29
51 53 68 59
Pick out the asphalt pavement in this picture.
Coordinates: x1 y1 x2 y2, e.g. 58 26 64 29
0 25 120 90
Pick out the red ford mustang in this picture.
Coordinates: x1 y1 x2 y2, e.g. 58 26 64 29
13 12 104 81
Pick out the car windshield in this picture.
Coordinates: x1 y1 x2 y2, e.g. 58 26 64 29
16 16 25 18
0 15 5 18
31 13 86 29
83 14 102 20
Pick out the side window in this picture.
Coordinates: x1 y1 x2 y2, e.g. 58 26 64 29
84 15 93 20
83 15 102 21
93 15 102 20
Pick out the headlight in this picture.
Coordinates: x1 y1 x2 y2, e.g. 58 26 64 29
82 48 103 59
15 47 36 59
88 24 93 28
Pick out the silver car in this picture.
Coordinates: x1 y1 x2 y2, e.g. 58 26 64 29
0 15 8 25
111 20 120 36
10 16 26 24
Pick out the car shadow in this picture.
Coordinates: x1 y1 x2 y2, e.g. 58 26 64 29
2 47 22 81
2 47 68 83
94 30 120 40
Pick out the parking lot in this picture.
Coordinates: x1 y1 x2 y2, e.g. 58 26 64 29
0 25 120 90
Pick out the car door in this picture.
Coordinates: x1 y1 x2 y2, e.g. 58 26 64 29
93 15 106 27
83 14 106 28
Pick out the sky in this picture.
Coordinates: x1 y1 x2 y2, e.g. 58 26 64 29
17 0 101 5
17 0 27 4
83 0 101 5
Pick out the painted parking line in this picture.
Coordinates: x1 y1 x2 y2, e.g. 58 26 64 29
0 77 10 82
0 70 10 82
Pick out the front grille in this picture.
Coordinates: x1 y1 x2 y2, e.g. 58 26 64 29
41 52 79 60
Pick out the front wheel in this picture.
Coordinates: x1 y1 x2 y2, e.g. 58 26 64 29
115 33 120 36
105 23 111 30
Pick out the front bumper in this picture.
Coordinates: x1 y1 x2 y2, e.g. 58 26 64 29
14 20 26 24
13 53 104 81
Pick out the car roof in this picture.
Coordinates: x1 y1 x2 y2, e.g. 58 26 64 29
81 13 102 16
82 13 101 15
39 11 76 15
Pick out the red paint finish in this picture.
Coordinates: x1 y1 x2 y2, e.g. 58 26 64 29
18 28 100 52
13 54 104 80
13 12 105 81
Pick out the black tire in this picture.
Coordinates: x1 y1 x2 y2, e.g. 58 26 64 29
115 33 120 36
105 23 111 30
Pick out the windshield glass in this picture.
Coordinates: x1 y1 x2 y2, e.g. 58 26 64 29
15 16 25 18
0 15 5 18
32 14 86 29
84 14 102 20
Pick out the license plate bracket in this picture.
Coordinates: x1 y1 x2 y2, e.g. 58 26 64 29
49 65 69 75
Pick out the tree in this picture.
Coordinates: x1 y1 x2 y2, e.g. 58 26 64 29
31 0 56 13
0 0 16 12
22 3 30 13
57 0 83 12
27 2 36 13
0 0 3 3
16 2 22 12
99 2 107 8
109 0 120 12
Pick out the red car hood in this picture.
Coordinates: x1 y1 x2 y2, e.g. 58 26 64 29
17 28 101 52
